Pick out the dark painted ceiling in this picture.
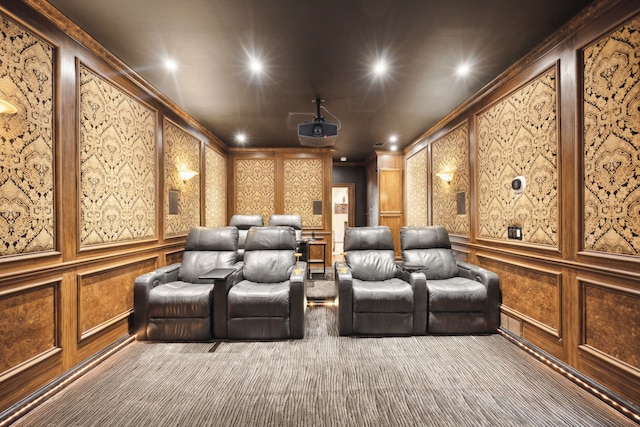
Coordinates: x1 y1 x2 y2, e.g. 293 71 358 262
47 0 594 162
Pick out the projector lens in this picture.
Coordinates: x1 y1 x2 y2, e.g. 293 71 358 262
313 124 323 136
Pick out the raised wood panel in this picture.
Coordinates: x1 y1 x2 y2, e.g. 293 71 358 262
380 215 403 258
165 249 184 265
379 169 403 213
478 256 562 336
0 279 60 375
77 257 156 341
580 277 640 370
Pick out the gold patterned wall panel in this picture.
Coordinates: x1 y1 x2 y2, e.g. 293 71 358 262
432 123 470 236
79 65 156 247
0 281 58 374
405 149 428 226
234 159 275 223
164 119 201 238
583 16 640 256
205 146 227 227
582 279 640 369
0 15 54 256
477 68 558 246
283 158 323 228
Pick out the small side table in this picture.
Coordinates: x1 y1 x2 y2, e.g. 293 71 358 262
307 239 327 279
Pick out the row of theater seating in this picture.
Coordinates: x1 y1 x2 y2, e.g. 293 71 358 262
133 224 501 341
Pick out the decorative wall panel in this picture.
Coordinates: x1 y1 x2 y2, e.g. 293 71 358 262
0 15 54 256
164 119 200 238
477 69 558 245
283 158 323 228
479 256 561 335
582 280 640 369
432 123 470 236
405 149 428 226
583 16 640 256
0 282 58 373
79 65 156 247
234 159 275 223
78 258 155 340
205 146 226 227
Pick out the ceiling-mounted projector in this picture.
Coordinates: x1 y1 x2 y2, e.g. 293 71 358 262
298 98 338 147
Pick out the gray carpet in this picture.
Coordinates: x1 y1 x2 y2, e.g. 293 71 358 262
306 268 335 299
12 307 636 427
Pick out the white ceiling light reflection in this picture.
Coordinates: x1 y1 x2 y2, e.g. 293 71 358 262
456 62 471 77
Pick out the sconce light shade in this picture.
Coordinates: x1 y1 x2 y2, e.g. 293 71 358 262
436 170 455 183
0 99 18 115
178 169 198 182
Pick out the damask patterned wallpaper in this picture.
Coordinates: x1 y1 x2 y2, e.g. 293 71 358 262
79 65 156 247
205 145 226 227
164 119 200 238
405 149 429 226
283 158 323 228
234 158 275 223
0 15 54 256
477 68 558 246
583 15 640 256
432 123 470 236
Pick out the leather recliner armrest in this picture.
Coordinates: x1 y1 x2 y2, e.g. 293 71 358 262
133 263 181 340
212 265 243 339
456 260 501 330
289 261 307 339
334 261 354 335
407 271 427 335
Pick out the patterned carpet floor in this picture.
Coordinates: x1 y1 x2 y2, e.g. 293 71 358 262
11 307 636 426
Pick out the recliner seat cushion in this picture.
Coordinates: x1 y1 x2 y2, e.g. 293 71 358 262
228 281 290 317
147 282 213 318
352 278 413 313
427 277 487 312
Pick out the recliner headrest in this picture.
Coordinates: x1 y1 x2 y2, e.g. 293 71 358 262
245 226 296 251
185 226 239 251
344 226 394 251
268 214 302 230
229 214 264 230
400 226 451 250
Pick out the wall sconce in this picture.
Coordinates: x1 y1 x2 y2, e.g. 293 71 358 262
436 170 455 183
178 168 198 182
0 99 18 115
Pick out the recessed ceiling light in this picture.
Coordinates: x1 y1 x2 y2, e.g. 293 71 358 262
249 58 263 74
164 58 178 72
235 132 247 143
456 62 471 77
390 145 398 151
373 59 387 76
389 134 398 143
340 156 347 162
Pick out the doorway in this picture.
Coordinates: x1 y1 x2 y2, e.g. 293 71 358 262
332 184 355 259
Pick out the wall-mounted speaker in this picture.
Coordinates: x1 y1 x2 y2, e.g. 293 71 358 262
169 190 179 215
456 191 466 215
312 200 323 215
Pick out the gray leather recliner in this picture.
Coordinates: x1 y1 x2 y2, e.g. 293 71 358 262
133 226 241 341
400 226 501 334
335 226 427 336
229 214 264 261
227 226 307 339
